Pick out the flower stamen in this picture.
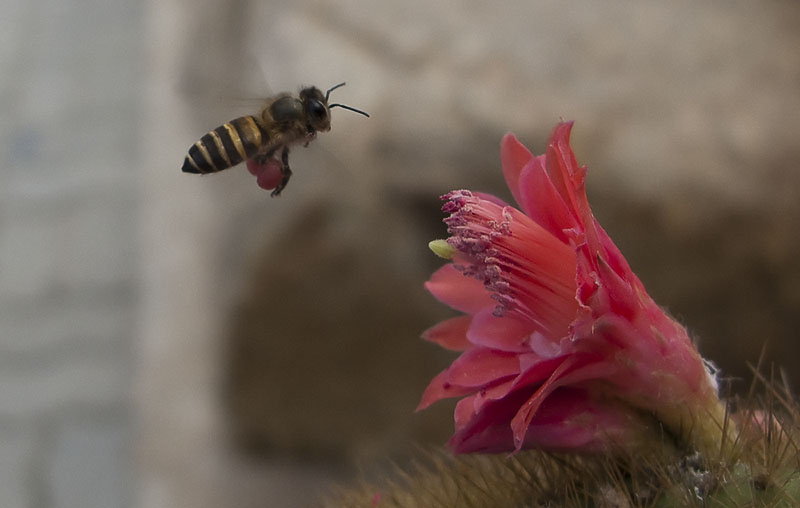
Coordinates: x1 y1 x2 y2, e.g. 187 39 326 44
442 191 577 332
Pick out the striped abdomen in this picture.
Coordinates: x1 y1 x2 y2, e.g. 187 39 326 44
182 116 268 174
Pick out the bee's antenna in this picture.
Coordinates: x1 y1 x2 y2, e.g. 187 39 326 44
326 82 347 101
329 103 370 118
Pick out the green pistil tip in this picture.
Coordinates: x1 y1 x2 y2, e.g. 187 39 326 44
429 239 456 259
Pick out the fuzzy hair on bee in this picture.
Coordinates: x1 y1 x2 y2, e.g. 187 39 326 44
182 82 368 196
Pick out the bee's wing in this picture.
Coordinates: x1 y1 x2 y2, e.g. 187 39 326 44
178 53 273 120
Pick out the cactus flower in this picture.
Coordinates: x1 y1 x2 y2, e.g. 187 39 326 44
419 122 730 455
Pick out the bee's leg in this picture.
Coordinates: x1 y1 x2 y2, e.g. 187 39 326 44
254 148 276 164
271 146 292 197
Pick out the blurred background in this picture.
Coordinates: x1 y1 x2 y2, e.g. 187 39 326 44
1 0 799 506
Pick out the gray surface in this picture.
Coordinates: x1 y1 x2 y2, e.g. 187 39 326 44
0 0 141 506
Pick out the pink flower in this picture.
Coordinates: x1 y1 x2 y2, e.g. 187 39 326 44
419 122 729 455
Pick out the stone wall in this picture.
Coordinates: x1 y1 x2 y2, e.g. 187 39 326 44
0 0 141 506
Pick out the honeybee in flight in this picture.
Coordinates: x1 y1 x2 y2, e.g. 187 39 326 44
182 82 368 196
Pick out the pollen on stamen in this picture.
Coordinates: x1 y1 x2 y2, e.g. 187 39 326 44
439 191 525 316
490 287 514 317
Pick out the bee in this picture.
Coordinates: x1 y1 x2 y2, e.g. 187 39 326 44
182 82 368 196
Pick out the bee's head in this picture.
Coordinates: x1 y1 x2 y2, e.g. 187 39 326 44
300 87 332 133
301 83 370 134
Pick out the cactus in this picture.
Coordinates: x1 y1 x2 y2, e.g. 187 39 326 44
327 391 800 507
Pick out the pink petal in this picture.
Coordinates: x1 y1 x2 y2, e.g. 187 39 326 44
445 348 520 388
466 308 536 352
453 392 479 429
518 155 575 243
514 355 571 386
424 264 493 314
516 389 605 450
528 330 564 358
451 387 651 454
544 122 580 207
469 378 517 416
416 370 474 411
462 356 558 419
595 255 637 320
450 387 531 453
583 217 643 297
421 316 472 351
510 355 581 449
516 388 648 452
417 348 522 412
500 133 533 208
510 356 620 450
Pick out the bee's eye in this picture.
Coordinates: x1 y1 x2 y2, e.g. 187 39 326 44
309 100 327 120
